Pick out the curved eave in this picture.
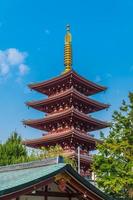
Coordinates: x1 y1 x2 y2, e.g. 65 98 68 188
26 88 109 113
23 130 100 148
73 70 107 91
28 70 107 95
23 109 110 131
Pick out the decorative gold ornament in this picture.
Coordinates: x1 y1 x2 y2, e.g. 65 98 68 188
55 173 71 192
64 24 72 73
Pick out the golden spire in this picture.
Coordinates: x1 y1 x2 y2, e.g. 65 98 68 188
64 24 72 73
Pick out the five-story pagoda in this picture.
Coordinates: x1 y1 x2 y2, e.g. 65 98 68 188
23 25 109 177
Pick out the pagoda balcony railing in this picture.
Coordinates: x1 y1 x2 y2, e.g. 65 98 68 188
45 107 91 119
79 153 93 160
47 127 88 135
48 87 70 97
45 106 70 116
46 106 88 116
48 87 88 99
80 170 91 177
62 150 93 161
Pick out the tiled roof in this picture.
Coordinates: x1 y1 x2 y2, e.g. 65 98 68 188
0 158 65 197
28 70 107 95
0 157 114 200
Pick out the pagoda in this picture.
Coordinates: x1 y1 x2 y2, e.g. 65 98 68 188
23 25 109 177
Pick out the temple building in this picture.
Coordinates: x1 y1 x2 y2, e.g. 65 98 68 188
0 157 113 200
0 26 113 200
23 25 109 178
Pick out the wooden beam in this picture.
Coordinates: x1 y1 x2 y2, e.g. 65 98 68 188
45 185 48 200
55 181 72 194
26 191 80 198
67 182 79 193
66 186 75 193
69 178 102 200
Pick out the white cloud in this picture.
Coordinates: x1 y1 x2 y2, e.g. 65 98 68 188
0 48 29 79
6 48 27 65
0 63 9 75
19 64 29 76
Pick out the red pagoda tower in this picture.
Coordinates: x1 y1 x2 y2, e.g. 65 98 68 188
23 25 109 177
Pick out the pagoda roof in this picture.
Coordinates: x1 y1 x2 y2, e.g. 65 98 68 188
23 129 100 149
28 70 107 96
23 108 109 132
26 88 109 114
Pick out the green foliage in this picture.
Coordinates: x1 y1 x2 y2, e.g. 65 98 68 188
92 93 133 199
38 145 77 170
0 132 28 165
22 144 77 170
0 133 77 170
64 156 77 170
40 145 64 159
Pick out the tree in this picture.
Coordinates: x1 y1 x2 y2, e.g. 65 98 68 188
38 145 77 170
0 132 28 165
92 93 133 199
0 133 77 170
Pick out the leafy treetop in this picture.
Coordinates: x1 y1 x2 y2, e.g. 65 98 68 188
92 92 133 199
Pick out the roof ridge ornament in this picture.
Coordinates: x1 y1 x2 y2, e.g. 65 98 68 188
64 24 72 73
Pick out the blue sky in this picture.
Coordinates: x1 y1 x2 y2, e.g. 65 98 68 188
0 0 133 142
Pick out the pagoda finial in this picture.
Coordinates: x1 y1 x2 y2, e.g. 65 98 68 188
64 24 72 73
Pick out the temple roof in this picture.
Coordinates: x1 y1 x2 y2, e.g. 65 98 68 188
28 70 107 96
23 108 109 132
0 157 114 200
26 88 109 114
23 129 100 149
